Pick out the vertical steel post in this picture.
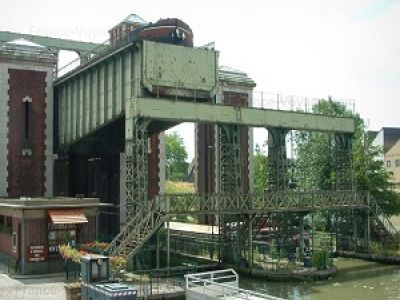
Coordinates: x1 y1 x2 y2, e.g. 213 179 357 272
166 221 170 270
352 211 358 251
334 133 354 248
334 133 353 191
268 128 288 191
218 125 243 196
248 215 253 272
156 230 160 269
126 117 149 220
218 124 243 264
299 215 305 258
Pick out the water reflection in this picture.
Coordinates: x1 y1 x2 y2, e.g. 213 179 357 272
240 258 400 300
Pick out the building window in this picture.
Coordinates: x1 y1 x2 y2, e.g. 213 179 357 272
396 159 400 167
387 160 392 168
0 216 12 234
12 232 17 250
48 223 77 255
22 96 32 156
6 216 12 228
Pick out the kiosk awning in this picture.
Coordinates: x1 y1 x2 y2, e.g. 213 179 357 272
49 209 88 224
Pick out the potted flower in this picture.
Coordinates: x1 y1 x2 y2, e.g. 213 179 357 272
110 256 127 279
60 245 84 299
64 281 82 300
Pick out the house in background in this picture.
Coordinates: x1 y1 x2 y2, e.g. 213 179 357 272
385 140 400 193
373 127 400 193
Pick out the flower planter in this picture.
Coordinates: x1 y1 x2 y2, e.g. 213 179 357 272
65 285 81 300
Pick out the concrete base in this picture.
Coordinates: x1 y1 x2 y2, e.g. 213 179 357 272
249 266 337 281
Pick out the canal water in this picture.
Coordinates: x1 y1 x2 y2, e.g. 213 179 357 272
240 258 400 300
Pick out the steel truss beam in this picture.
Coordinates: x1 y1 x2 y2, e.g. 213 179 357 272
128 97 356 133
0 31 106 54
160 190 368 215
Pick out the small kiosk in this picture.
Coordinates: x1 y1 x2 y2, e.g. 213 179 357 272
81 254 137 300
0 197 104 274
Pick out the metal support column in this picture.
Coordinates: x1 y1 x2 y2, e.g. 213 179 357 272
299 215 305 258
248 214 253 272
334 133 354 249
156 230 160 269
366 210 370 251
353 211 358 250
218 124 243 264
218 124 243 195
126 117 149 220
167 221 170 270
268 128 288 191
334 133 353 190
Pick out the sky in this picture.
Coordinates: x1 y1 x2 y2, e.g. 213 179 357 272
1 0 399 160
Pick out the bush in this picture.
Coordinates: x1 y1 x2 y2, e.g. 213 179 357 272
312 250 333 270
60 245 86 263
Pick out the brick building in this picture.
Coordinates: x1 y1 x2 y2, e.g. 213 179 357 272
195 66 255 224
0 198 100 274
0 39 102 274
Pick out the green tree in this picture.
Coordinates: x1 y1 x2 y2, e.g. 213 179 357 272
166 131 189 181
254 143 268 193
295 99 400 215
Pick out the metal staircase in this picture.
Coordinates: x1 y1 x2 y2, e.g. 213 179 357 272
369 196 399 245
104 191 397 262
106 202 167 259
252 213 274 239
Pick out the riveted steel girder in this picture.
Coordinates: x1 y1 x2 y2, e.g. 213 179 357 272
0 31 106 54
128 97 356 133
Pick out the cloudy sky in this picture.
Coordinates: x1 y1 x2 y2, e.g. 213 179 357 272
1 0 399 159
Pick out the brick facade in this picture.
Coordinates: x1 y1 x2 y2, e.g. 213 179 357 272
0 233 12 256
196 91 251 198
7 69 47 197
78 216 97 243
0 65 10 197
24 218 48 249
197 124 216 195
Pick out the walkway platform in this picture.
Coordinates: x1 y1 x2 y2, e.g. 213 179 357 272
185 269 285 300
168 221 219 235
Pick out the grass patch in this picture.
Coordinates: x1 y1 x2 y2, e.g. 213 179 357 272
166 181 195 194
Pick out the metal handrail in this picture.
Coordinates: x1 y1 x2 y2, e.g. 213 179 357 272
157 191 368 215
252 91 355 114
185 269 285 300
368 195 399 243
108 190 397 261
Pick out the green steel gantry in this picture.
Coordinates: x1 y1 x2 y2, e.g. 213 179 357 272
0 31 106 58
53 39 397 269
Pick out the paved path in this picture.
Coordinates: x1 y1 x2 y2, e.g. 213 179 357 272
390 216 400 231
0 273 66 300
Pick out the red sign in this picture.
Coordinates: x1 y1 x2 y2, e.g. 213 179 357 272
26 245 48 262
